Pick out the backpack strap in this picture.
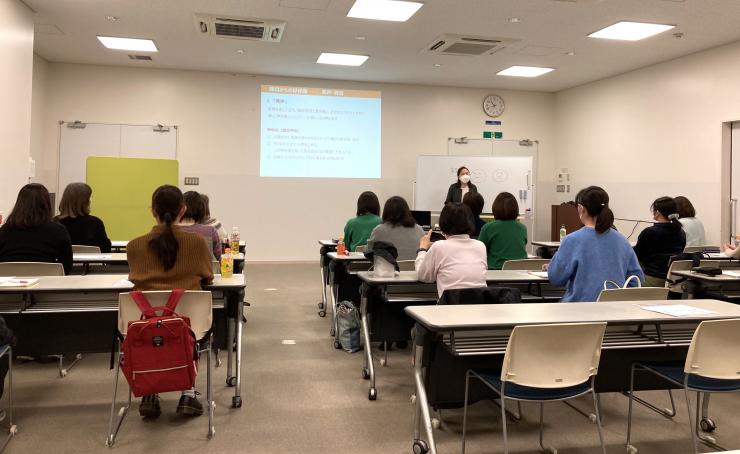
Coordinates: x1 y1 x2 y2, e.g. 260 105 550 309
164 289 185 313
129 291 156 318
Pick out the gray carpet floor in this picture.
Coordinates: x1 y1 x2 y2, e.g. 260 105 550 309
3 263 740 453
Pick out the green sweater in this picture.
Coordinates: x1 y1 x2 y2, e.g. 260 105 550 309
343 214 382 251
477 219 528 270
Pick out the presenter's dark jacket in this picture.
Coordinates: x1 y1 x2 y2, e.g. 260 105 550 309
0 221 73 275
445 182 478 205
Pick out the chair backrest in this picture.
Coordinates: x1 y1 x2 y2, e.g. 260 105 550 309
501 259 550 271
501 322 607 388
0 262 65 276
398 260 415 271
597 287 669 302
684 319 740 379
355 245 367 253
666 260 720 290
683 246 707 254
72 245 101 254
118 291 213 339
438 286 521 305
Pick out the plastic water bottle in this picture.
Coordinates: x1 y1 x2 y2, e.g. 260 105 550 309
559 224 567 241
230 227 240 254
221 248 234 278
337 237 347 256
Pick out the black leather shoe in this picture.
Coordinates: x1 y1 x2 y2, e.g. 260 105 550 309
176 394 204 417
139 394 161 419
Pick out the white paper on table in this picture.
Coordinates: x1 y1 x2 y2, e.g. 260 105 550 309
528 271 548 278
74 254 113 260
706 253 729 259
0 278 39 287
0 277 16 283
116 279 134 286
723 270 740 278
640 304 715 317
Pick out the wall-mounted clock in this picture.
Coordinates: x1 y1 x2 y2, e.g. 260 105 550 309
483 94 505 117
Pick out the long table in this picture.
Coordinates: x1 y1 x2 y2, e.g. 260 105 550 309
72 252 246 274
356 270 551 401
404 299 740 454
0 274 247 408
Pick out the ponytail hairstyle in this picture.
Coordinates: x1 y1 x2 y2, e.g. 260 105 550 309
575 186 614 234
651 196 682 230
149 185 183 271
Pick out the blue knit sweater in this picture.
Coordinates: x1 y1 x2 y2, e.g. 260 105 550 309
548 227 644 302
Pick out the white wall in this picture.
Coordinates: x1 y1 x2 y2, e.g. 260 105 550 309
556 39 740 245
30 54 50 187
0 0 34 217
34 63 556 261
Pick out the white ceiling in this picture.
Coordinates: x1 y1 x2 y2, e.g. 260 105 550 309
26 0 740 92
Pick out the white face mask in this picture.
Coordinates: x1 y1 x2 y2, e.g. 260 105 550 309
459 174 471 184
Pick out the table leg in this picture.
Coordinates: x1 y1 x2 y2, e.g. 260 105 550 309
225 289 244 408
360 283 376 400
330 276 339 338
318 260 327 317
412 325 436 454
682 280 699 299
233 295 244 408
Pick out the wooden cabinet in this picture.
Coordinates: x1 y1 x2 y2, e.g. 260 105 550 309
551 204 583 241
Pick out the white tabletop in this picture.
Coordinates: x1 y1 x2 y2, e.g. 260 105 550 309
327 251 369 261
111 240 128 247
73 252 244 263
532 241 561 248
319 239 337 246
0 273 245 293
673 270 740 283
357 270 548 285
405 299 740 331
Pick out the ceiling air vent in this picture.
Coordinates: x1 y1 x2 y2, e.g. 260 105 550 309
128 55 153 61
194 14 285 42
422 34 517 56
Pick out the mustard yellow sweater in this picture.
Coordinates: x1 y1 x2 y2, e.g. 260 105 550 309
127 225 214 291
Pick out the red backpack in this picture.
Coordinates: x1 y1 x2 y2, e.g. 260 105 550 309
120 289 198 397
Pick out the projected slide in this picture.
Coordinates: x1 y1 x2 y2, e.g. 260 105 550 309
260 85 381 178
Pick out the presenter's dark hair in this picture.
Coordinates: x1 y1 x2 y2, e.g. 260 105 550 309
439 203 475 236
6 183 52 229
382 196 416 228
356 191 380 217
183 191 206 223
456 166 469 185
463 192 484 217
57 182 92 219
674 196 696 218
149 185 183 271
575 186 614 234
651 196 681 230
492 192 519 221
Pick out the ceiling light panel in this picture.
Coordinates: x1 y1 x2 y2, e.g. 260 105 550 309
347 0 423 22
588 21 675 41
97 36 158 51
497 65 555 77
317 52 369 66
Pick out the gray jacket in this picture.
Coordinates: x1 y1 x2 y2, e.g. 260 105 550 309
367 223 425 261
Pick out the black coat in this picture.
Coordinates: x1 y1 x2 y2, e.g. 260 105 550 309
445 182 478 205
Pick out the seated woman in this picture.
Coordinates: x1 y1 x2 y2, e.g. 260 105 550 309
633 196 686 287
0 183 72 274
200 194 227 244
477 192 527 270
675 196 706 247
127 185 214 419
368 196 425 260
343 191 382 251
55 182 112 253
415 203 487 297
180 191 222 260
548 186 643 302
462 192 486 238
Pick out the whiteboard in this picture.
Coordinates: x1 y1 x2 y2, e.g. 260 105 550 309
415 155 534 213
58 122 177 194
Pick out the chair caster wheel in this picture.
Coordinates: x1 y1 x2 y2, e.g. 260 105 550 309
232 396 242 408
431 418 440 429
380 359 387 366
318 310 326 317
626 444 637 454
412 439 429 454
226 376 237 387
410 394 417 404
334 341 341 350
362 368 370 379
700 417 716 432
588 413 597 423
329 329 336 337
318 302 324 310
60 369 67 378
368 388 377 401
105 438 113 448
